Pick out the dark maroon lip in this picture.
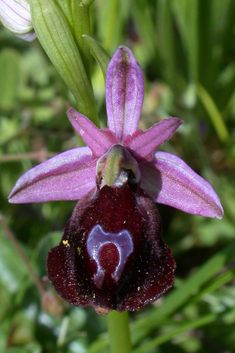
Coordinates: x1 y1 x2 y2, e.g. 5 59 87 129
46 182 176 315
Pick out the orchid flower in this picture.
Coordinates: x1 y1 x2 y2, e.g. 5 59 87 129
0 0 36 41
8 46 223 315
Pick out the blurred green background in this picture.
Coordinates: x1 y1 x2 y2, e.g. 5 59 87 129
1 0 235 352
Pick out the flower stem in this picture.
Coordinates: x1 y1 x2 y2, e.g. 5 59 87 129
71 0 92 81
107 311 132 353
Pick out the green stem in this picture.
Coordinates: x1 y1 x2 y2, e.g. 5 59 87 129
71 0 92 80
107 311 132 353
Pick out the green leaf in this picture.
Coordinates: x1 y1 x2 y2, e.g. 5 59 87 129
54 0 73 28
70 0 92 78
29 0 99 125
83 35 110 78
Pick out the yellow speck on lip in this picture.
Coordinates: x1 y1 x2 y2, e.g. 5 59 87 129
62 240 70 247
77 246 81 255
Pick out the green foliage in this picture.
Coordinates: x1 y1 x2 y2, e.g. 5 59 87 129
0 48 20 112
29 0 99 124
1 0 235 352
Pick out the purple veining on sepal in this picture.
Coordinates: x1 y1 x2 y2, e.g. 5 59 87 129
16 31 36 41
106 46 144 142
139 151 224 219
87 224 133 288
0 0 36 42
8 45 224 314
8 147 96 203
124 117 183 160
67 107 118 157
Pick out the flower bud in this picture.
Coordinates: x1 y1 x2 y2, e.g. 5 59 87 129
0 0 36 41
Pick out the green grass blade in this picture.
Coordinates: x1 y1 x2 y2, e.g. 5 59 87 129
131 241 235 343
132 0 156 58
197 83 229 143
156 0 177 88
172 0 199 83
133 313 217 353
186 267 235 307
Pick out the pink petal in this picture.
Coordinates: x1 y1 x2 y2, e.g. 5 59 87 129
124 117 183 160
8 147 97 203
139 151 224 219
67 108 118 158
106 46 144 142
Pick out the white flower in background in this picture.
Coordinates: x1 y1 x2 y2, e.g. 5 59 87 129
0 0 36 41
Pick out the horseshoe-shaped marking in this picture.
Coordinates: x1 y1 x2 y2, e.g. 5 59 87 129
87 224 133 288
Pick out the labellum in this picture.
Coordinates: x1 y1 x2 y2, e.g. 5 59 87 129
47 171 176 315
